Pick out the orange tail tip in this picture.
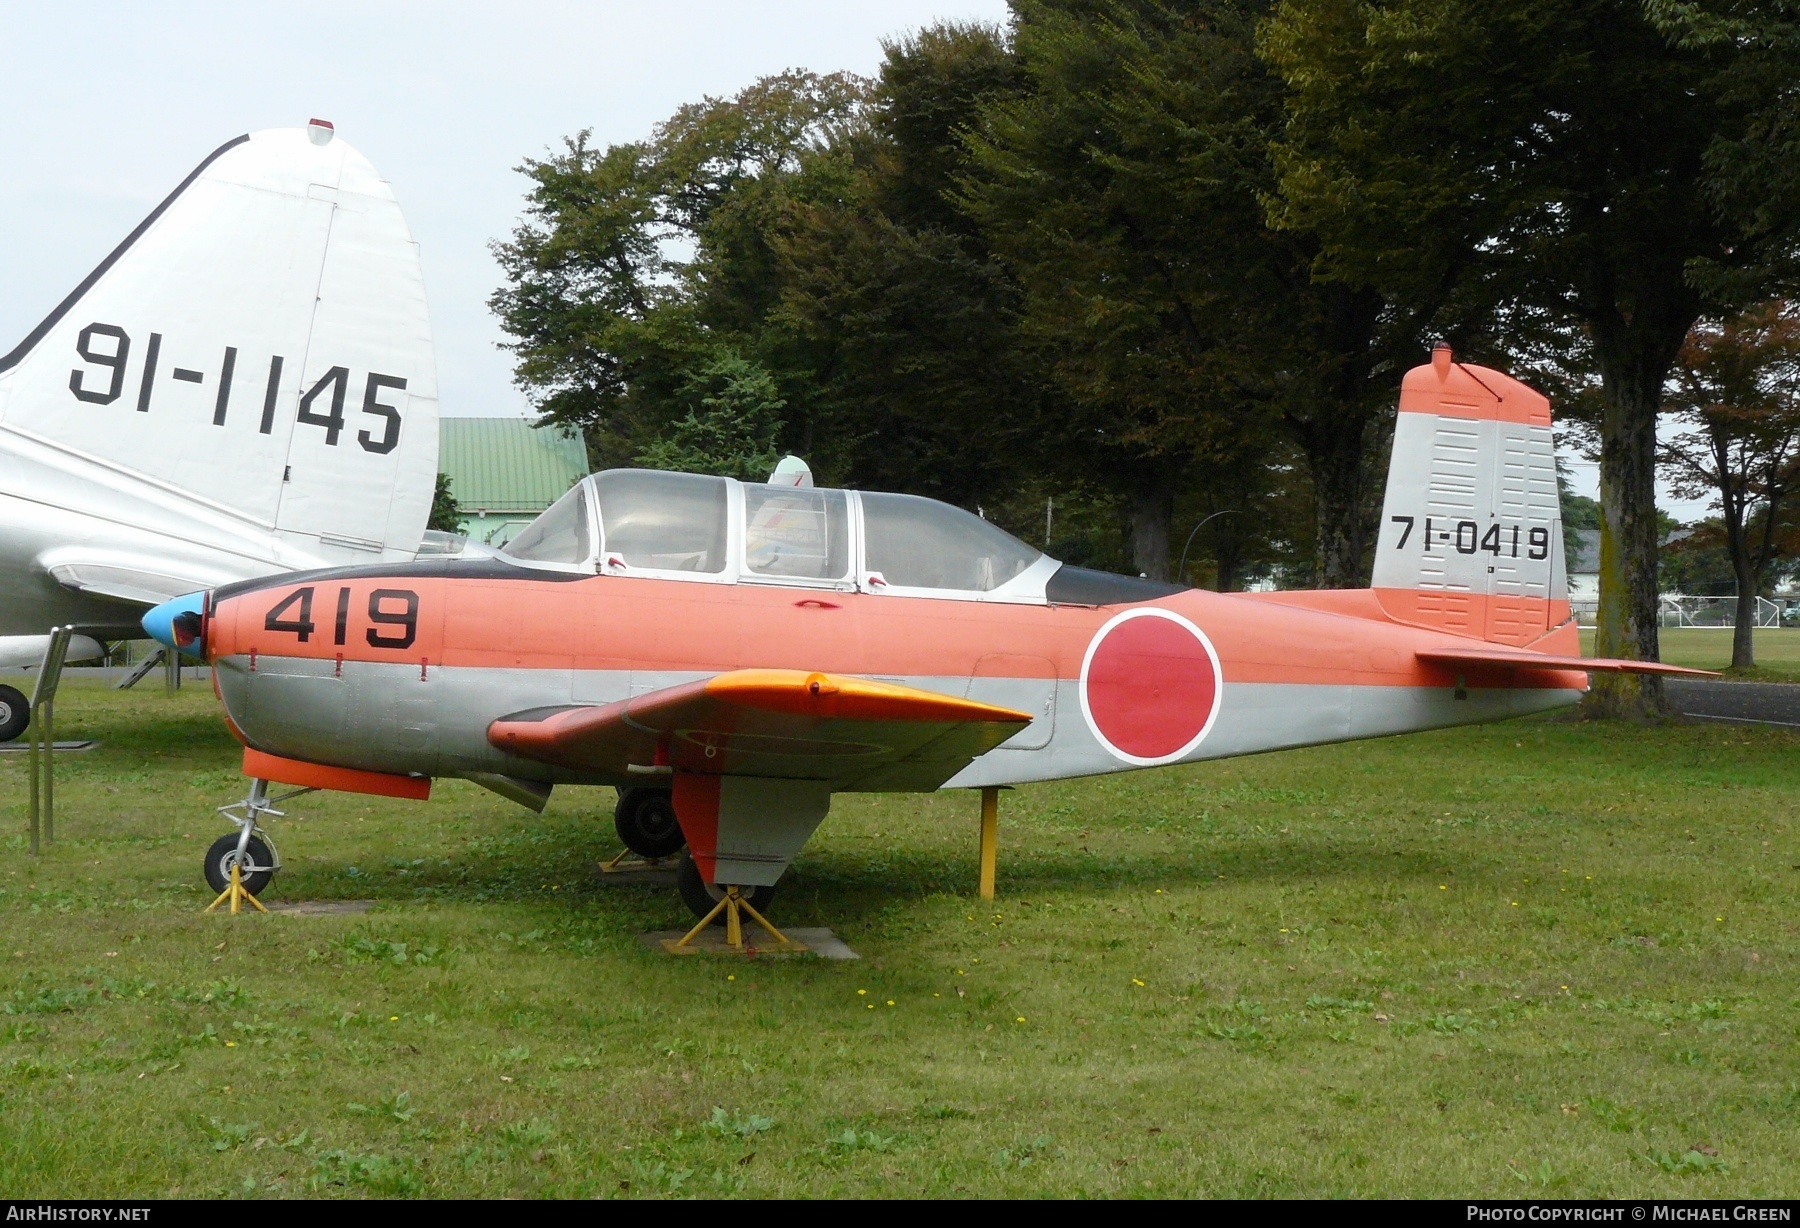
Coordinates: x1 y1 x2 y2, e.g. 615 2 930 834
241 748 431 799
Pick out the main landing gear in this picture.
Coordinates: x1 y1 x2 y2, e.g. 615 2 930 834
613 786 687 859
203 779 307 914
609 785 796 951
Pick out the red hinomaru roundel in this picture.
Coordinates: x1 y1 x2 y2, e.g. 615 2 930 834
1079 608 1223 766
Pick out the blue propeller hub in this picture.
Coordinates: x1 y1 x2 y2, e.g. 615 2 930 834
143 592 207 659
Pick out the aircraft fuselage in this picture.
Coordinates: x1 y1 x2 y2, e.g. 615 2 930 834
201 561 1586 791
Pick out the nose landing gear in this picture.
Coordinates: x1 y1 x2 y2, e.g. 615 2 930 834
203 779 310 913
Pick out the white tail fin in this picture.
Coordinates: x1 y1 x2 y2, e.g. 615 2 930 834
1370 346 1570 648
0 124 438 565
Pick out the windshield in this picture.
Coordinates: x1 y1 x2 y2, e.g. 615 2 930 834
744 485 849 580
594 470 729 573
860 492 1040 591
500 484 591 565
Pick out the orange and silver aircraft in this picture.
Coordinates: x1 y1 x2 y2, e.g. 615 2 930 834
144 347 1701 934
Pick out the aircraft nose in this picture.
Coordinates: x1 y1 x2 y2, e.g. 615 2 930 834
143 592 207 659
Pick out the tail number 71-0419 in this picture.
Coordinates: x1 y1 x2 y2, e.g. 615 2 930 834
1389 515 1549 560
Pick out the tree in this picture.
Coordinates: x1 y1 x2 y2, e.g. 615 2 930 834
961 1 1410 584
427 473 463 534
1263 0 1800 715
490 74 870 470
635 351 787 480
1661 301 1800 667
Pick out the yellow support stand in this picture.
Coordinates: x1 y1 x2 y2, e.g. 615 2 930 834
979 786 999 901
204 862 268 915
668 885 797 953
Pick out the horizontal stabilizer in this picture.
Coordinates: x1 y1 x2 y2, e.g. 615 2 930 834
489 669 1032 791
1416 647 1718 677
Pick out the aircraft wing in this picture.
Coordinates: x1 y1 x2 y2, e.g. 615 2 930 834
1415 647 1719 677
488 669 1034 791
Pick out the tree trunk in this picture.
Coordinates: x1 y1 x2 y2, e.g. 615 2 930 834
1129 481 1173 581
1587 362 1669 718
1732 560 1757 670
1285 284 1386 589
1214 534 1240 593
1303 419 1373 589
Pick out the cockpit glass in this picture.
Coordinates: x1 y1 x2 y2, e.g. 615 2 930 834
859 492 1040 591
500 484 591 565
743 485 849 580
594 470 728 573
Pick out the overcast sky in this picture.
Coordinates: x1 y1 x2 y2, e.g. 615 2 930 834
0 1 1705 518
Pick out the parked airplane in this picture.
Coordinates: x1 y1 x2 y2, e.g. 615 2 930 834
0 120 439 741
146 349 1703 936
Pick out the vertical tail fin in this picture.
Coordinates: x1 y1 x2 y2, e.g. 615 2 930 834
1370 345 1571 648
0 124 438 566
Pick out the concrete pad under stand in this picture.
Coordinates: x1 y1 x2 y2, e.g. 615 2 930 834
596 856 679 885
639 927 859 960
264 899 378 916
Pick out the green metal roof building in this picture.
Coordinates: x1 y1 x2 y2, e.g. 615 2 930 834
438 417 590 547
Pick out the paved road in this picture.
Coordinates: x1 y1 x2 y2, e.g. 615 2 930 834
1665 678 1800 727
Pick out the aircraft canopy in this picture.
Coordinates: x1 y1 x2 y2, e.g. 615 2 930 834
501 469 1047 598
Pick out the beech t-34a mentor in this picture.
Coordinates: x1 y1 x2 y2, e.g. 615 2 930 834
0 119 439 742
146 347 1705 941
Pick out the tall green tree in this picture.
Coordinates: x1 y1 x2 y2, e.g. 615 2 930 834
760 23 1046 506
635 351 788 480
1263 0 1800 715
489 73 869 471
1662 301 1800 668
960 0 1410 584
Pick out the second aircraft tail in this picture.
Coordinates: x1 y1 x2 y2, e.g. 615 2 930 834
0 121 439 569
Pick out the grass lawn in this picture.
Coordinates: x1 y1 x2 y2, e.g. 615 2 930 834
1 679 1796 1198
1582 626 1800 683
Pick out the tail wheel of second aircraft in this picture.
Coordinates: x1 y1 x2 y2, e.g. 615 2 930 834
0 685 28 743
676 854 776 922
614 787 687 859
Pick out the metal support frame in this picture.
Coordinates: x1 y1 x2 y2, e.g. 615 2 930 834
164 642 181 693
115 646 166 690
979 786 999 901
669 885 800 953
26 627 75 854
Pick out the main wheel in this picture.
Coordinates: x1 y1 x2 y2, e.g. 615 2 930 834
0 685 28 743
203 833 276 896
614 787 686 859
676 853 776 922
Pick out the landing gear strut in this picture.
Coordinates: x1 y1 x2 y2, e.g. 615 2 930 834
203 779 308 913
